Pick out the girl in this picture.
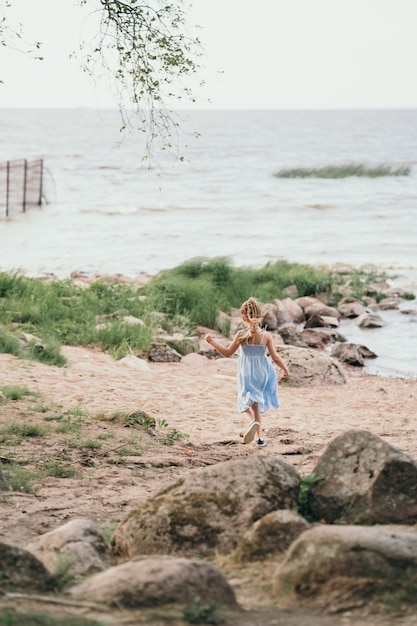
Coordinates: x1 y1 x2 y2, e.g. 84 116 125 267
205 297 289 447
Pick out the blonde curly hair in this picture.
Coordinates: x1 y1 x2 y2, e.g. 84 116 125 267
238 297 264 343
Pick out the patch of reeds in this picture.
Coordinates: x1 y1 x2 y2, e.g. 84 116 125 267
273 163 411 178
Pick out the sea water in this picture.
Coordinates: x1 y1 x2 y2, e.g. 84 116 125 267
0 108 416 378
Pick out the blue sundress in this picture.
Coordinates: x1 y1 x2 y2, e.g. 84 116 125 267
237 329 280 414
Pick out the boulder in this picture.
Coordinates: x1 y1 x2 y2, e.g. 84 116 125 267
308 430 417 524
110 456 299 560
370 297 399 311
337 297 367 318
148 342 182 362
120 354 151 371
331 342 377 366
273 524 417 611
277 297 305 324
25 518 114 578
299 298 340 321
356 313 385 329
261 302 279 330
363 281 390 297
68 555 237 608
277 323 308 347
234 509 311 562
0 541 52 591
275 345 346 386
304 314 339 328
301 328 334 350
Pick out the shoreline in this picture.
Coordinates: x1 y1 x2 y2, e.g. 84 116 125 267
0 264 416 381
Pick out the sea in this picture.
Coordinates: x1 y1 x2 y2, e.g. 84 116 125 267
0 108 416 379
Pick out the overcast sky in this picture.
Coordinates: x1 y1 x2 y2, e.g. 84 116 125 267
1 0 417 110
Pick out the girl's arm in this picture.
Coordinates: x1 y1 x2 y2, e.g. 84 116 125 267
204 332 241 358
266 333 290 378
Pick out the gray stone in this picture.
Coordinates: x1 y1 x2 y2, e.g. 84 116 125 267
273 524 417 611
25 518 114 578
148 342 182 362
110 456 299 559
68 555 238 608
275 345 346 386
356 313 385 328
234 509 311 562
331 342 377 366
0 541 52 591
337 297 367 318
309 429 417 524
277 323 308 347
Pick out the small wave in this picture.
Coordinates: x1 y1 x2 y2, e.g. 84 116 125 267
273 163 411 179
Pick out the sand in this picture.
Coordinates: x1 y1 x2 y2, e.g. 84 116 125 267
0 345 416 548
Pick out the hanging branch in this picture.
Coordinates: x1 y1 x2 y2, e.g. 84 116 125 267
78 0 203 159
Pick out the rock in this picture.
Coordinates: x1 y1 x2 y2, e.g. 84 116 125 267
182 352 211 366
301 328 333 350
304 314 339 329
308 429 417 524
273 524 417 611
25 518 114 578
0 541 52 591
275 345 346 386
110 456 299 559
122 315 145 326
370 297 399 311
148 342 182 362
234 509 311 562
337 297 367 318
68 555 238 608
363 281 390 297
280 297 305 324
277 323 308 347
299 299 340 321
120 355 151 371
356 313 385 328
262 302 279 330
331 342 377 366
270 298 305 326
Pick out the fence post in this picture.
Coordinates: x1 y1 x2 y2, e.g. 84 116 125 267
22 159 28 212
38 159 43 205
6 160 10 217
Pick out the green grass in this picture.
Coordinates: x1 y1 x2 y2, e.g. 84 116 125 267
0 612 104 626
42 460 76 479
297 473 324 521
0 385 33 401
274 162 411 178
1 464 38 493
0 421 47 442
0 260 402 359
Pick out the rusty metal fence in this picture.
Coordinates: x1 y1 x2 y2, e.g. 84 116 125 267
0 158 44 217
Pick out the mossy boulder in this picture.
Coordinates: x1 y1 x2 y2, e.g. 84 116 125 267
110 456 300 559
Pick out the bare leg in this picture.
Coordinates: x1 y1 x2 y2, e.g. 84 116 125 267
241 406 261 444
251 402 262 439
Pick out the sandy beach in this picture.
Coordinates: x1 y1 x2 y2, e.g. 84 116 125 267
0 345 416 548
